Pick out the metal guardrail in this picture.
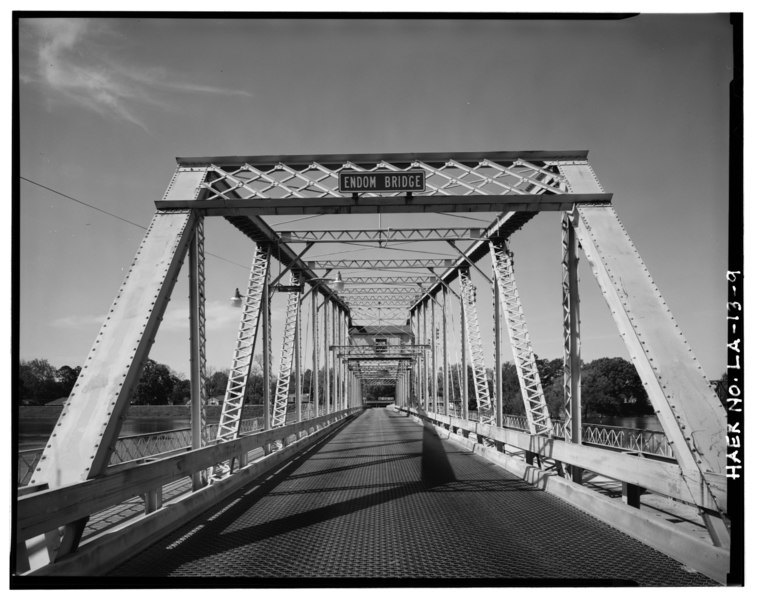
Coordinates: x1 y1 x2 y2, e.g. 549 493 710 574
18 407 669 486
438 408 672 459
16 407 359 575
17 406 319 486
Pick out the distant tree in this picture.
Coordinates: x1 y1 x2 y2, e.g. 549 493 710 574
132 359 178 405
19 359 60 404
581 357 649 419
170 379 191 405
245 372 265 404
713 372 728 408
56 365 81 397
501 361 524 416
536 357 565 419
205 369 230 398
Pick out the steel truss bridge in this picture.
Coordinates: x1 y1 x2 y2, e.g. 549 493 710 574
14 151 729 584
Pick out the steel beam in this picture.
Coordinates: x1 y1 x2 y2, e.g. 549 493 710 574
262 273 272 432
339 276 435 286
490 241 553 435
460 269 494 424
493 268 503 428
33 211 201 486
156 193 612 216
311 291 320 417
279 227 484 243
177 150 591 168
442 286 449 416
189 218 209 490
307 259 457 270
562 210 582 446
217 245 270 442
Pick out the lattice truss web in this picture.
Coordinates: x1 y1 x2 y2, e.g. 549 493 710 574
200 158 566 200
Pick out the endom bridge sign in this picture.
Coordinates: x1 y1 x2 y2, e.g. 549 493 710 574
339 169 426 193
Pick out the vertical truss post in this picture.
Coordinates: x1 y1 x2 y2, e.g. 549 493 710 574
410 309 416 407
272 271 302 429
312 293 320 418
442 286 449 416
216 245 270 442
337 309 343 410
493 268 503 428
422 302 428 411
323 298 331 414
431 297 438 413
189 217 209 490
341 310 347 410
331 302 337 412
295 294 302 423
263 272 271 432
460 289 469 421
459 268 494 425
562 210 582 446
490 241 553 435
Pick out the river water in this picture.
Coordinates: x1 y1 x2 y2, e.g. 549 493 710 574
17 412 663 451
18 416 196 451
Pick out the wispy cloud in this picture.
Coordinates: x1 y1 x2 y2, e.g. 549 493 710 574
52 313 107 328
21 18 252 129
160 300 242 332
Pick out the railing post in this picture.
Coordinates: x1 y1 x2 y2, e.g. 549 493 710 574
622 482 644 509
144 487 163 514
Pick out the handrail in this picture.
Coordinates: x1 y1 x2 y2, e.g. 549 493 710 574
400 407 725 513
16 408 359 544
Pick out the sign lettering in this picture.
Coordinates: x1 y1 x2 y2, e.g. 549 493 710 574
339 170 426 193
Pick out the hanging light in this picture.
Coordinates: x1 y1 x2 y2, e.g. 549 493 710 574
230 287 243 307
333 271 345 291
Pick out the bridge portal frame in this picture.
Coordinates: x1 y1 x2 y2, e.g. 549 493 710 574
21 150 727 573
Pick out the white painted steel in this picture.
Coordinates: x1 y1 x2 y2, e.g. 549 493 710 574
272 272 302 428
561 210 582 443
459 270 494 424
490 241 553 435
217 245 270 442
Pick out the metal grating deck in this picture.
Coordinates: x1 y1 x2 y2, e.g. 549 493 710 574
109 409 715 584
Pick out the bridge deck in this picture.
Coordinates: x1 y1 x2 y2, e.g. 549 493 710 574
109 408 713 584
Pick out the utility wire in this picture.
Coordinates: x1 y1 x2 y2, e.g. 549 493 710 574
21 176 148 230
21 176 250 271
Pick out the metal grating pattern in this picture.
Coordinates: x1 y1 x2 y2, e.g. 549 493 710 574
307 259 455 270
109 409 714 584
272 271 302 429
460 270 494 424
217 245 270 442
199 158 565 202
490 241 553 435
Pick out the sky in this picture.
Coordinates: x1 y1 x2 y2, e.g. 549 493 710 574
15 13 735 382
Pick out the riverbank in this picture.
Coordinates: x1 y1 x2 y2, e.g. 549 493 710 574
18 404 265 421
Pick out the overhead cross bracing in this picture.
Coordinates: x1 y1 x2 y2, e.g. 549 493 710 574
339 296 421 308
307 259 457 269
21 150 729 581
337 276 436 286
279 227 485 243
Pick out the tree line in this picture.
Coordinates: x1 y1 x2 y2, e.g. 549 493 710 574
18 356 727 419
